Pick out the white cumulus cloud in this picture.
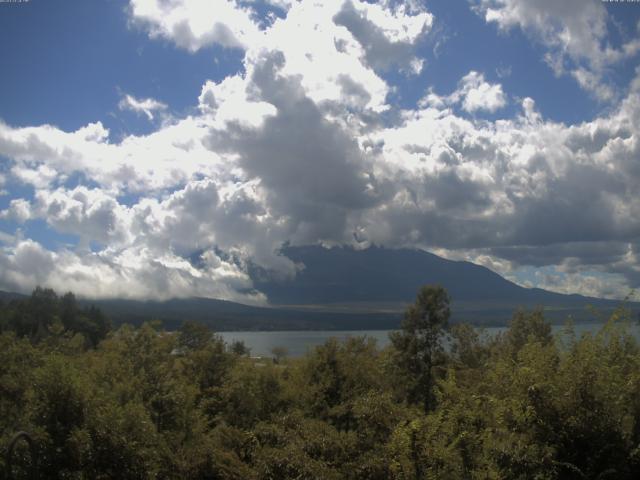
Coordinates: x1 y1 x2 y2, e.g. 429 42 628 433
419 71 506 113
128 0 262 51
472 0 640 101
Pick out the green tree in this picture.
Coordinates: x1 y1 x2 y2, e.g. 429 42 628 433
449 323 488 370
300 336 384 430
504 307 553 355
230 340 251 356
178 320 213 351
220 360 286 429
271 346 289 364
81 305 111 347
390 285 450 412
8 287 59 340
60 292 79 332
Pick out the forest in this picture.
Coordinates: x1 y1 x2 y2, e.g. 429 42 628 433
1 286 640 479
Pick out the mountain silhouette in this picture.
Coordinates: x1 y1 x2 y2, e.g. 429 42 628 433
253 245 601 306
1 246 635 329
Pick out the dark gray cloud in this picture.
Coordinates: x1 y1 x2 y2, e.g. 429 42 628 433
207 51 392 243
334 0 427 72
488 242 630 268
507 164 632 246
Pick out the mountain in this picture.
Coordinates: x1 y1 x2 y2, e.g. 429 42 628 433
98 246 638 328
0 289 399 331
0 290 27 302
1 246 636 330
253 245 587 305
250 245 637 325
82 297 399 331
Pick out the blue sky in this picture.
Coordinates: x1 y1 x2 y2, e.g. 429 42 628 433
1 0 640 302
2 0 632 129
0 0 244 136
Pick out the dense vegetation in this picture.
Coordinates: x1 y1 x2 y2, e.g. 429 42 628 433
1 286 640 479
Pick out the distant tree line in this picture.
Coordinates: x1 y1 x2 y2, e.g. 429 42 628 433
0 287 110 347
1 285 639 479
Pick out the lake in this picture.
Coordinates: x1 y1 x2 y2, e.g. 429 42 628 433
219 322 640 357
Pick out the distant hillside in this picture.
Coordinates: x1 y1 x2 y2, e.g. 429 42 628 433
250 245 637 324
0 290 27 302
1 245 636 330
250 246 600 304
81 297 400 331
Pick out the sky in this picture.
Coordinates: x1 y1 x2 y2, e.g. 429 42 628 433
1 0 640 303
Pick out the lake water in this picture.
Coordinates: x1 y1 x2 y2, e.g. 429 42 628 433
219 322 640 357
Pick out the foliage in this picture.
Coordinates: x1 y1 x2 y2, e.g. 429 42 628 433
1 288 110 347
390 285 450 412
2 286 640 479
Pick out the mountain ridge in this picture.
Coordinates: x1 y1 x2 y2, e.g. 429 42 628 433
2 246 636 329
251 245 614 307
